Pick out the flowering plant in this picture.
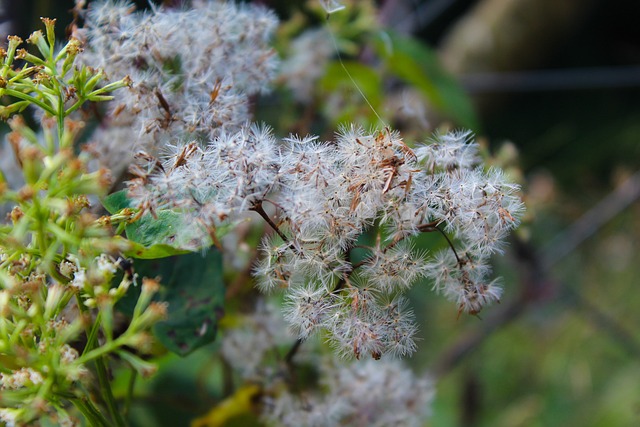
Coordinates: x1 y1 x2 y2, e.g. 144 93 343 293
0 1 523 425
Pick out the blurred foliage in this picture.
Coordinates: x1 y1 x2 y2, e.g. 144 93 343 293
417 186 640 427
140 251 225 357
3 0 640 426
373 31 479 130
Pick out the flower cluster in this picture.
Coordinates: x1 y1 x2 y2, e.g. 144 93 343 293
129 122 523 359
262 357 433 426
75 0 279 177
127 123 281 249
1 0 526 425
0 18 167 425
221 301 294 379
0 248 164 420
279 28 334 103
219 299 434 426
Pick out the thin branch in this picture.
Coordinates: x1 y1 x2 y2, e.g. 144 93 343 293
431 295 523 378
225 244 262 300
250 201 289 244
284 338 304 365
333 245 354 292
567 287 640 357
540 169 640 271
461 66 640 94
384 220 440 252
425 224 462 265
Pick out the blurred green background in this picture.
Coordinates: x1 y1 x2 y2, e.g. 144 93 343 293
3 0 640 425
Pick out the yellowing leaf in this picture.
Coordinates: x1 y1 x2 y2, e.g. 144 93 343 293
191 385 261 427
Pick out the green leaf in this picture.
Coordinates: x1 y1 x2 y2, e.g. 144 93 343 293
123 239 190 260
102 190 239 259
373 31 479 130
125 209 195 249
134 250 225 356
102 191 190 258
102 190 131 214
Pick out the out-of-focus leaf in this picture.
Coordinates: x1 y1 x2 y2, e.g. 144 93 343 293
320 60 383 126
101 189 131 214
121 239 190 260
190 385 261 427
98 236 190 261
132 250 225 356
373 30 479 130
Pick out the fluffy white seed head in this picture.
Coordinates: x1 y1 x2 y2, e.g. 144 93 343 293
283 285 337 339
261 357 434 427
78 0 279 171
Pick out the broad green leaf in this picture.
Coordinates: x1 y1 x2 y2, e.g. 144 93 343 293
102 190 234 259
133 250 225 356
126 209 198 249
123 239 190 260
102 189 131 214
373 31 479 130
102 191 190 258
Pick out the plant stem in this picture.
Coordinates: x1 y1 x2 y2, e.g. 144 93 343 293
427 225 462 265
82 312 102 356
124 369 137 417
75 299 126 426
95 356 127 427
76 335 128 365
70 397 112 427
284 338 304 365
250 201 289 243
383 220 440 252
3 88 57 116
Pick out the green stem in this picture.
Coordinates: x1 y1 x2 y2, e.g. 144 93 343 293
3 88 56 116
94 356 127 427
76 300 127 427
124 369 137 417
64 97 85 116
31 198 49 258
76 335 128 365
70 397 111 427
81 311 101 357
57 83 65 144
0 250 21 270
75 298 128 364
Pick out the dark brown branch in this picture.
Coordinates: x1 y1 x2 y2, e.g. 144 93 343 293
250 202 308 364
384 220 440 252
431 295 523 378
540 169 640 271
250 201 290 244
225 229 263 301
416 220 442 232
569 288 640 356
332 244 354 292
421 224 462 265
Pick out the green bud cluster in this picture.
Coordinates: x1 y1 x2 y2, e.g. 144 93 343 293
0 19 164 426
